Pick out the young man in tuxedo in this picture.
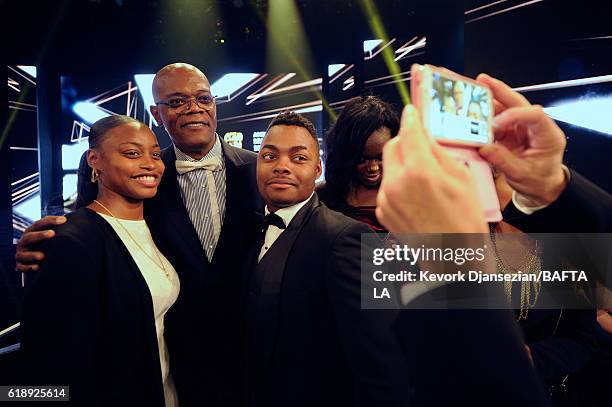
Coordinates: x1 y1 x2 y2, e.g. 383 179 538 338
244 111 409 407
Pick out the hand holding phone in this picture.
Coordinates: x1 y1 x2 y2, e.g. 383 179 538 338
411 64 502 222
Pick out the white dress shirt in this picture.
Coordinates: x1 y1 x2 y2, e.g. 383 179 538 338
512 165 571 215
174 135 226 261
258 192 314 262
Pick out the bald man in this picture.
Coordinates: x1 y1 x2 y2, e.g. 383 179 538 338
145 63 262 406
17 63 262 406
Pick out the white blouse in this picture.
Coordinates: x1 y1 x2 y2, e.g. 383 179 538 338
98 213 180 407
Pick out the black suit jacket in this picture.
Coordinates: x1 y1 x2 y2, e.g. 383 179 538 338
503 170 612 233
144 141 262 406
503 170 610 386
244 194 409 407
393 296 552 406
520 307 597 384
20 208 166 406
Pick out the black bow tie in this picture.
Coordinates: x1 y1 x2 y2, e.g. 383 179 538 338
263 212 286 230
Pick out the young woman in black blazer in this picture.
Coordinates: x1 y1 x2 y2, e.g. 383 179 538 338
21 115 179 406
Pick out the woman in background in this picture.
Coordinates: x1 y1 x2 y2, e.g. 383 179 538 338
317 95 399 231
21 115 179 406
491 172 598 405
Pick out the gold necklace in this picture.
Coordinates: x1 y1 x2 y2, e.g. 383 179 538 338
489 224 541 320
93 200 170 280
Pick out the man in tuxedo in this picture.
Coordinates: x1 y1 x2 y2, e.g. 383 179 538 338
144 63 262 406
245 111 409 406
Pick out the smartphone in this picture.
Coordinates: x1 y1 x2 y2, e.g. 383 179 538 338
411 64 493 147
411 64 502 223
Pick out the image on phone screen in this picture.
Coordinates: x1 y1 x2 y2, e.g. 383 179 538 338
428 72 491 144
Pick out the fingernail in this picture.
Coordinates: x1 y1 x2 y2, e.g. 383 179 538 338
36 254 44 261
47 231 55 237
57 217 67 224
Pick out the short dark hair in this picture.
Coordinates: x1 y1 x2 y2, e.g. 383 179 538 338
267 111 319 145
323 95 399 206
89 115 141 149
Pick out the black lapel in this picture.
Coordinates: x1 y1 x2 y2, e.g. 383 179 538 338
242 210 265 294
146 147 209 273
212 140 262 266
85 209 164 399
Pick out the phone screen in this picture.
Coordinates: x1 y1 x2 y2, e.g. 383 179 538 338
427 71 492 144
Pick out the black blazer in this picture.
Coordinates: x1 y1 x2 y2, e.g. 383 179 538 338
145 141 262 406
244 194 409 407
501 170 610 387
520 307 597 383
503 170 612 233
20 208 166 406
498 169 612 402
393 294 552 406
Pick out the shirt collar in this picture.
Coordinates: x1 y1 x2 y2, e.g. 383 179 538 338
264 191 315 228
173 133 224 163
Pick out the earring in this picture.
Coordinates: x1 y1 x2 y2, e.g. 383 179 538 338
91 168 99 183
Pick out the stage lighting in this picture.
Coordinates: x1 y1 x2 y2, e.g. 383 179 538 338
266 0 335 119
359 0 410 105
545 96 612 136
211 73 260 101
266 0 315 78
72 101 111 125
13 194 41 223
134 74 155 115
363 40 383 55
62 174 78 201
16 65 37 78
328 64 346 78
62 141 89 171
